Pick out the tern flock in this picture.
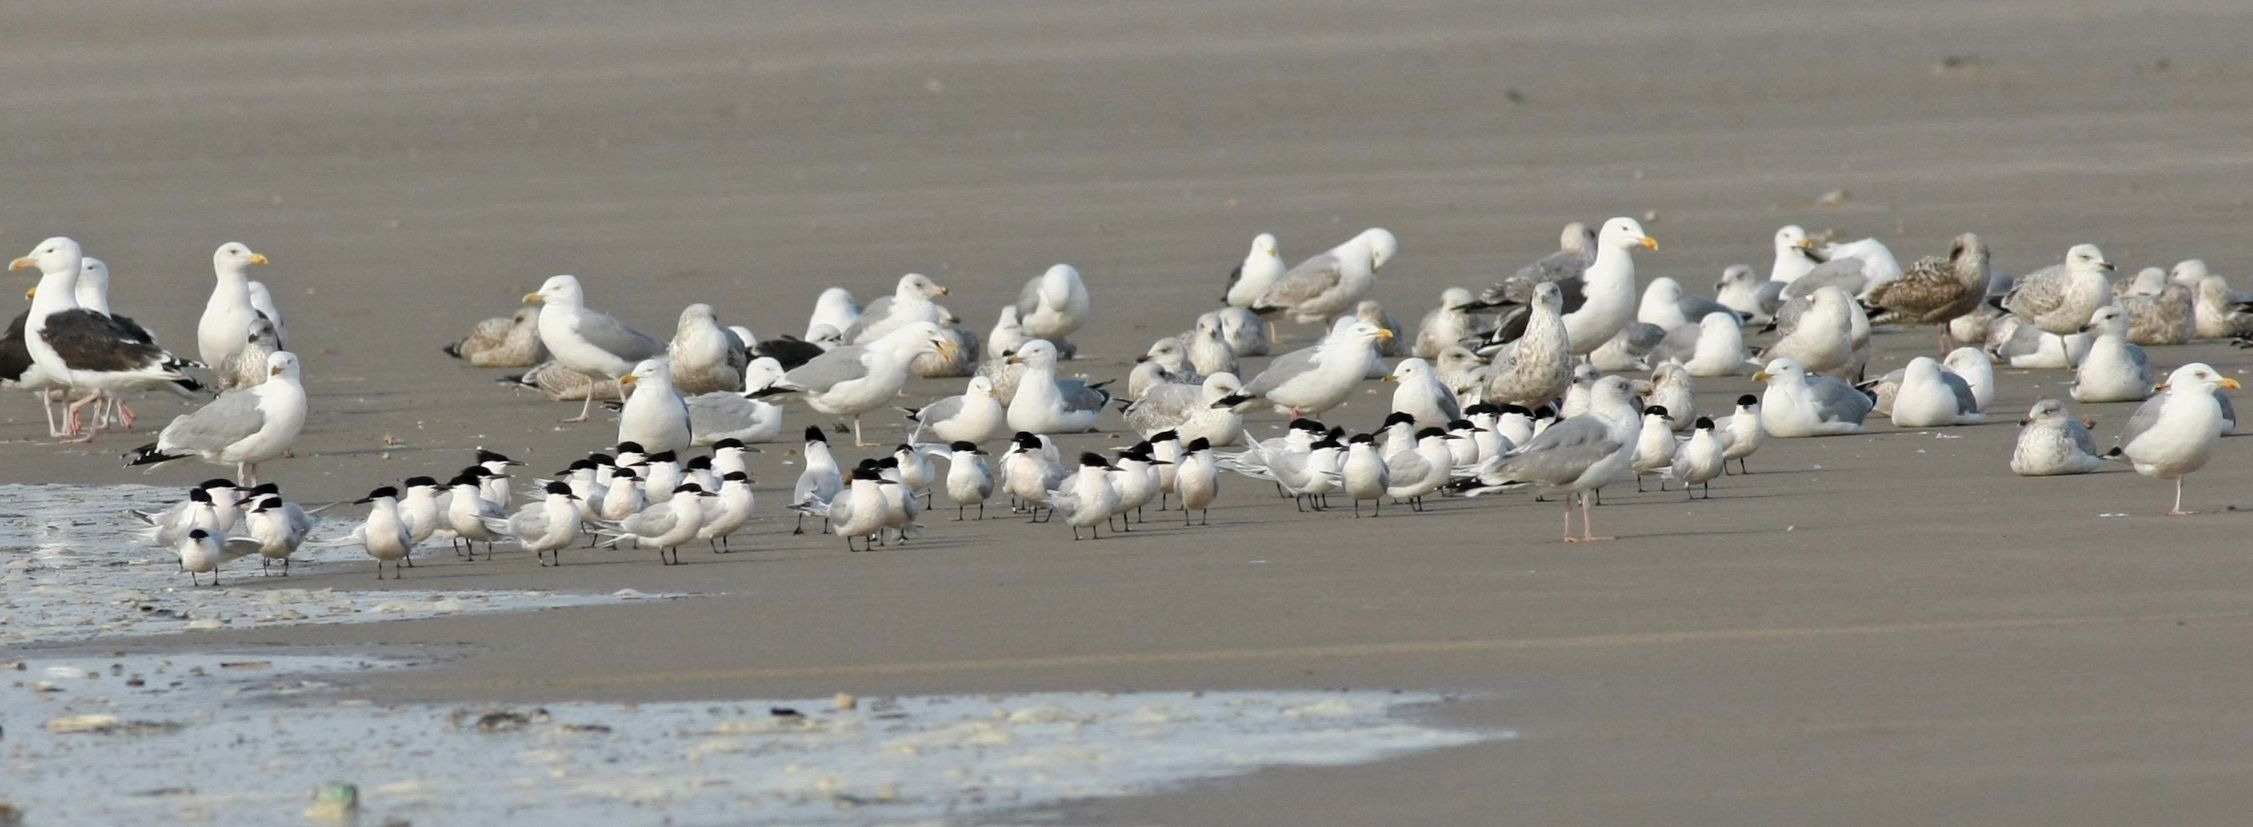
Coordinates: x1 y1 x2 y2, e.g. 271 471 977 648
6 218 2250 581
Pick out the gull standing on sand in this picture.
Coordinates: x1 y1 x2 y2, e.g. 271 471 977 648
666 304 749 395
2071 306 2155 403
1124 372 1243 444
2001 244 2116 334
1224 233 1286 308
2109 363 2239 515
753 321 956 446
1481 282 1574 407
618 359 693 455
1414 287 1485 359
903 374 1007 444
1005 339 1110 434
843 273 949 344
1753 357 1872 437
1214 319 1391 418
1454 374 1641 543
2011 399 2104 476
1864 233 1994 350
1016 264 1091 344
126 351 305 484
197 242 270 367
1252 228 1398 326
14 238 205 439
525 275 668 423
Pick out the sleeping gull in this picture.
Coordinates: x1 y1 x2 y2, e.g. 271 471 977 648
618 358 693 454
806 287 860 340
1214 318 1390 418
1124 373 1243 444
752 320 956 447
1864 232 1993 350
1453 374 1641 542
196 242 270 367
1224 233 1286 308
12 237 205 441
1676 312 1752 377
843 273 949 344
1005 338 1110 434
2001 244 2116 334
445 307 547 367
1752 357 1872 437
2108 363 2238 515
1252 228 1398 327
525 274 668 422
124 351 304 484
903 374 1007 445
912 323 980 378
987 305 1030 359
1781 237 1901 301
1016 263 1091 343
666 303 749 395
2116 266 2195 346
1637 277 1739 331
2192 270 2253 339
1479 281 1573 407
2011 399 2104 476
1647 362 1696 430
1715 264 1787 326
2071 306 2155 403
1131 336 1204 399
1944 347 1996 410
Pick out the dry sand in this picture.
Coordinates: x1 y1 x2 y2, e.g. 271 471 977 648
7 0 2253 823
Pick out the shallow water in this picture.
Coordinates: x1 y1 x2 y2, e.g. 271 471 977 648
1 650 1499 826
0 484 668 645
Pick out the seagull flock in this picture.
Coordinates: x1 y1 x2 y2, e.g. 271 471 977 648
7 217 2252 581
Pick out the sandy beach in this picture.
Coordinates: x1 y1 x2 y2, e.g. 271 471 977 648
8 0 2253 823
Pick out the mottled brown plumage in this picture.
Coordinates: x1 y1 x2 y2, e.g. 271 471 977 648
1864 233 1992 350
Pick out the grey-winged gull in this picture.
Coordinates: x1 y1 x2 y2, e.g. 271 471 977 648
666 303 749 395
446 307 547 367
1752 357 1872 437
1005 338 1110 434
2072 306 2155 403
1185 313 1238 376
125 351 306 485
806 287 860 340
1768 225 1821 283
1454 374 1641 542
903 374 1007 445
1758 286 1856 377
2002 244 2115 334
618 358 693 455
1124 372 1243 444
1252 228 1398 326
1214 318 1390 417
2108 363 2238 515
1413 287 1484 359
1016 263 1090 342
1224 233 1286 308
1386 357 1459 425
1715 264 1787 325
1889 356 1983 427
2011 399 2103 476
752 321 955 447
1781 237 1901 301
526 274 668 422
217 316 281 392
196 242 270 367
843 273 949 344
1477 222 1596 305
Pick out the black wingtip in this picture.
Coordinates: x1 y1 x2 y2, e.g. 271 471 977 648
748 385 793 399
124 442 181 468
2103 446 2125 459
442 341 465 359
1210 394 1251 409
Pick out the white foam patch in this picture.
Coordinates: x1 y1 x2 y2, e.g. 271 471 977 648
1 651 1501 825
0 484 672 644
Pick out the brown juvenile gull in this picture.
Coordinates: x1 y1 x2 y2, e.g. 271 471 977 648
445 307 547 367
1864 232 1993 350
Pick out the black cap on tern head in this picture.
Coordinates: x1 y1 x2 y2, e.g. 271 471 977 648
198 478 237 490
1310 437 1344 451
1694 416 1716 429
856 457 882 471
1415 426 1450 440
1289 418 1326 432
670 484 705 496
460 465 495 478
611 467 638 479
475 449 518 465
1448 419 1477 431
1078 451 1111 468
188 528 210 540
1185 437 1212 451
248 482 280 496
403 476 439 488
356 486 400 503
1499 404 1532 416
722 471 750 482
686 455 712 470
894 444 916 454
447 473 480 487
187 487 213 503
803 426 829 443
1348 433 1377 445
1465 402 1501 416
544 481 576 497
1642 405 1668 417
1148 429 1179 443
1382 411 1418 428
1014 433 1044 450
851 467 883 481
615 441 646 454
568 459 597 471
712 438 745 450
646 450 677 463
878 456 900 469
1736 394 1759 407
254 496 283 510
585 453 615 466
949 440 981 453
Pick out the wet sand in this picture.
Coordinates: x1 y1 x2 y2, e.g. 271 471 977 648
8 0 2253 823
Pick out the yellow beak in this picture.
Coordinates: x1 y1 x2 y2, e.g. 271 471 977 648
1380 374 1399 383
934 286 950 296
2222 378 2243 390
523 292 543 304
1373 329 1394 340
1639 236 1659 250
1004 353 1023 365
620 374 638 387
248 252 269 265
8 255 34 271
24 287 34 300
1751 370 1772 382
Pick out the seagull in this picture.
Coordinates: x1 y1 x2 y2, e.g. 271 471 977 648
2116 266 2195 346
1751 357 1873 437
1758 286 1857 377
1636 277 1740 332
1715 264 1787 325
1385 357 1460 425
1453 374 1642 542
196 242 271 368
2000 244 2116 334
1647 362 1696 430
1889 356 1984 427
125 351 306 485
986 305 1030 361
1123 372 1243 444
1413 287 1486 359
843 273 949 344
806 287 860 340
170 528 261 587
525 275 668 423
12 237 205 441
2011 399 2104 476
618 358 693 455
1252 228 1399 326
1016 263 1091 343
1214 318 1390 418
1768 225 1821 283
903 374 1007 445
1478 222 1597 305
752 321 957 447
1864 233 1994 351
1480 282 1573 408
685 357 787 446
1214 307 1271 357
1781 237 1901 301
1484 218 1657 356
246 280 287 346
1005 339 1111 434
216 317 282 392
1224 233 1286 308
2108 363 2239 515
1184 313 1238 377
666 303 749 395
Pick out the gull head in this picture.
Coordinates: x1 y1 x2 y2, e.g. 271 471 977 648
525 275 583 306
1600 217 1657 251
11 236 80 275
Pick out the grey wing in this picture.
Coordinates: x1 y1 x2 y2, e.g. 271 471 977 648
571 310 667 362
1676 294 1740 325
1054 379 1111 413
2118 394 2166 449
911 394 967 425
2127 345 2154 388
1124 383 1199 431
1782 258 1869 300
1941 372 1978 413
1384 448 1432 480
843 296 897 340
2001 265 2065 316
1486 252 1590 304
160 390 267 453
2066 418 2102 456
1492 418 1620 485
620 503 678 537
1259 254 1343 308
1241 347 1324 397
505 504 548 538
218 535 265 561
1652 322 1703 362
781 347 870 393
1772 294 1812 336
1807 376 1875 423
2215 389 2237 431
